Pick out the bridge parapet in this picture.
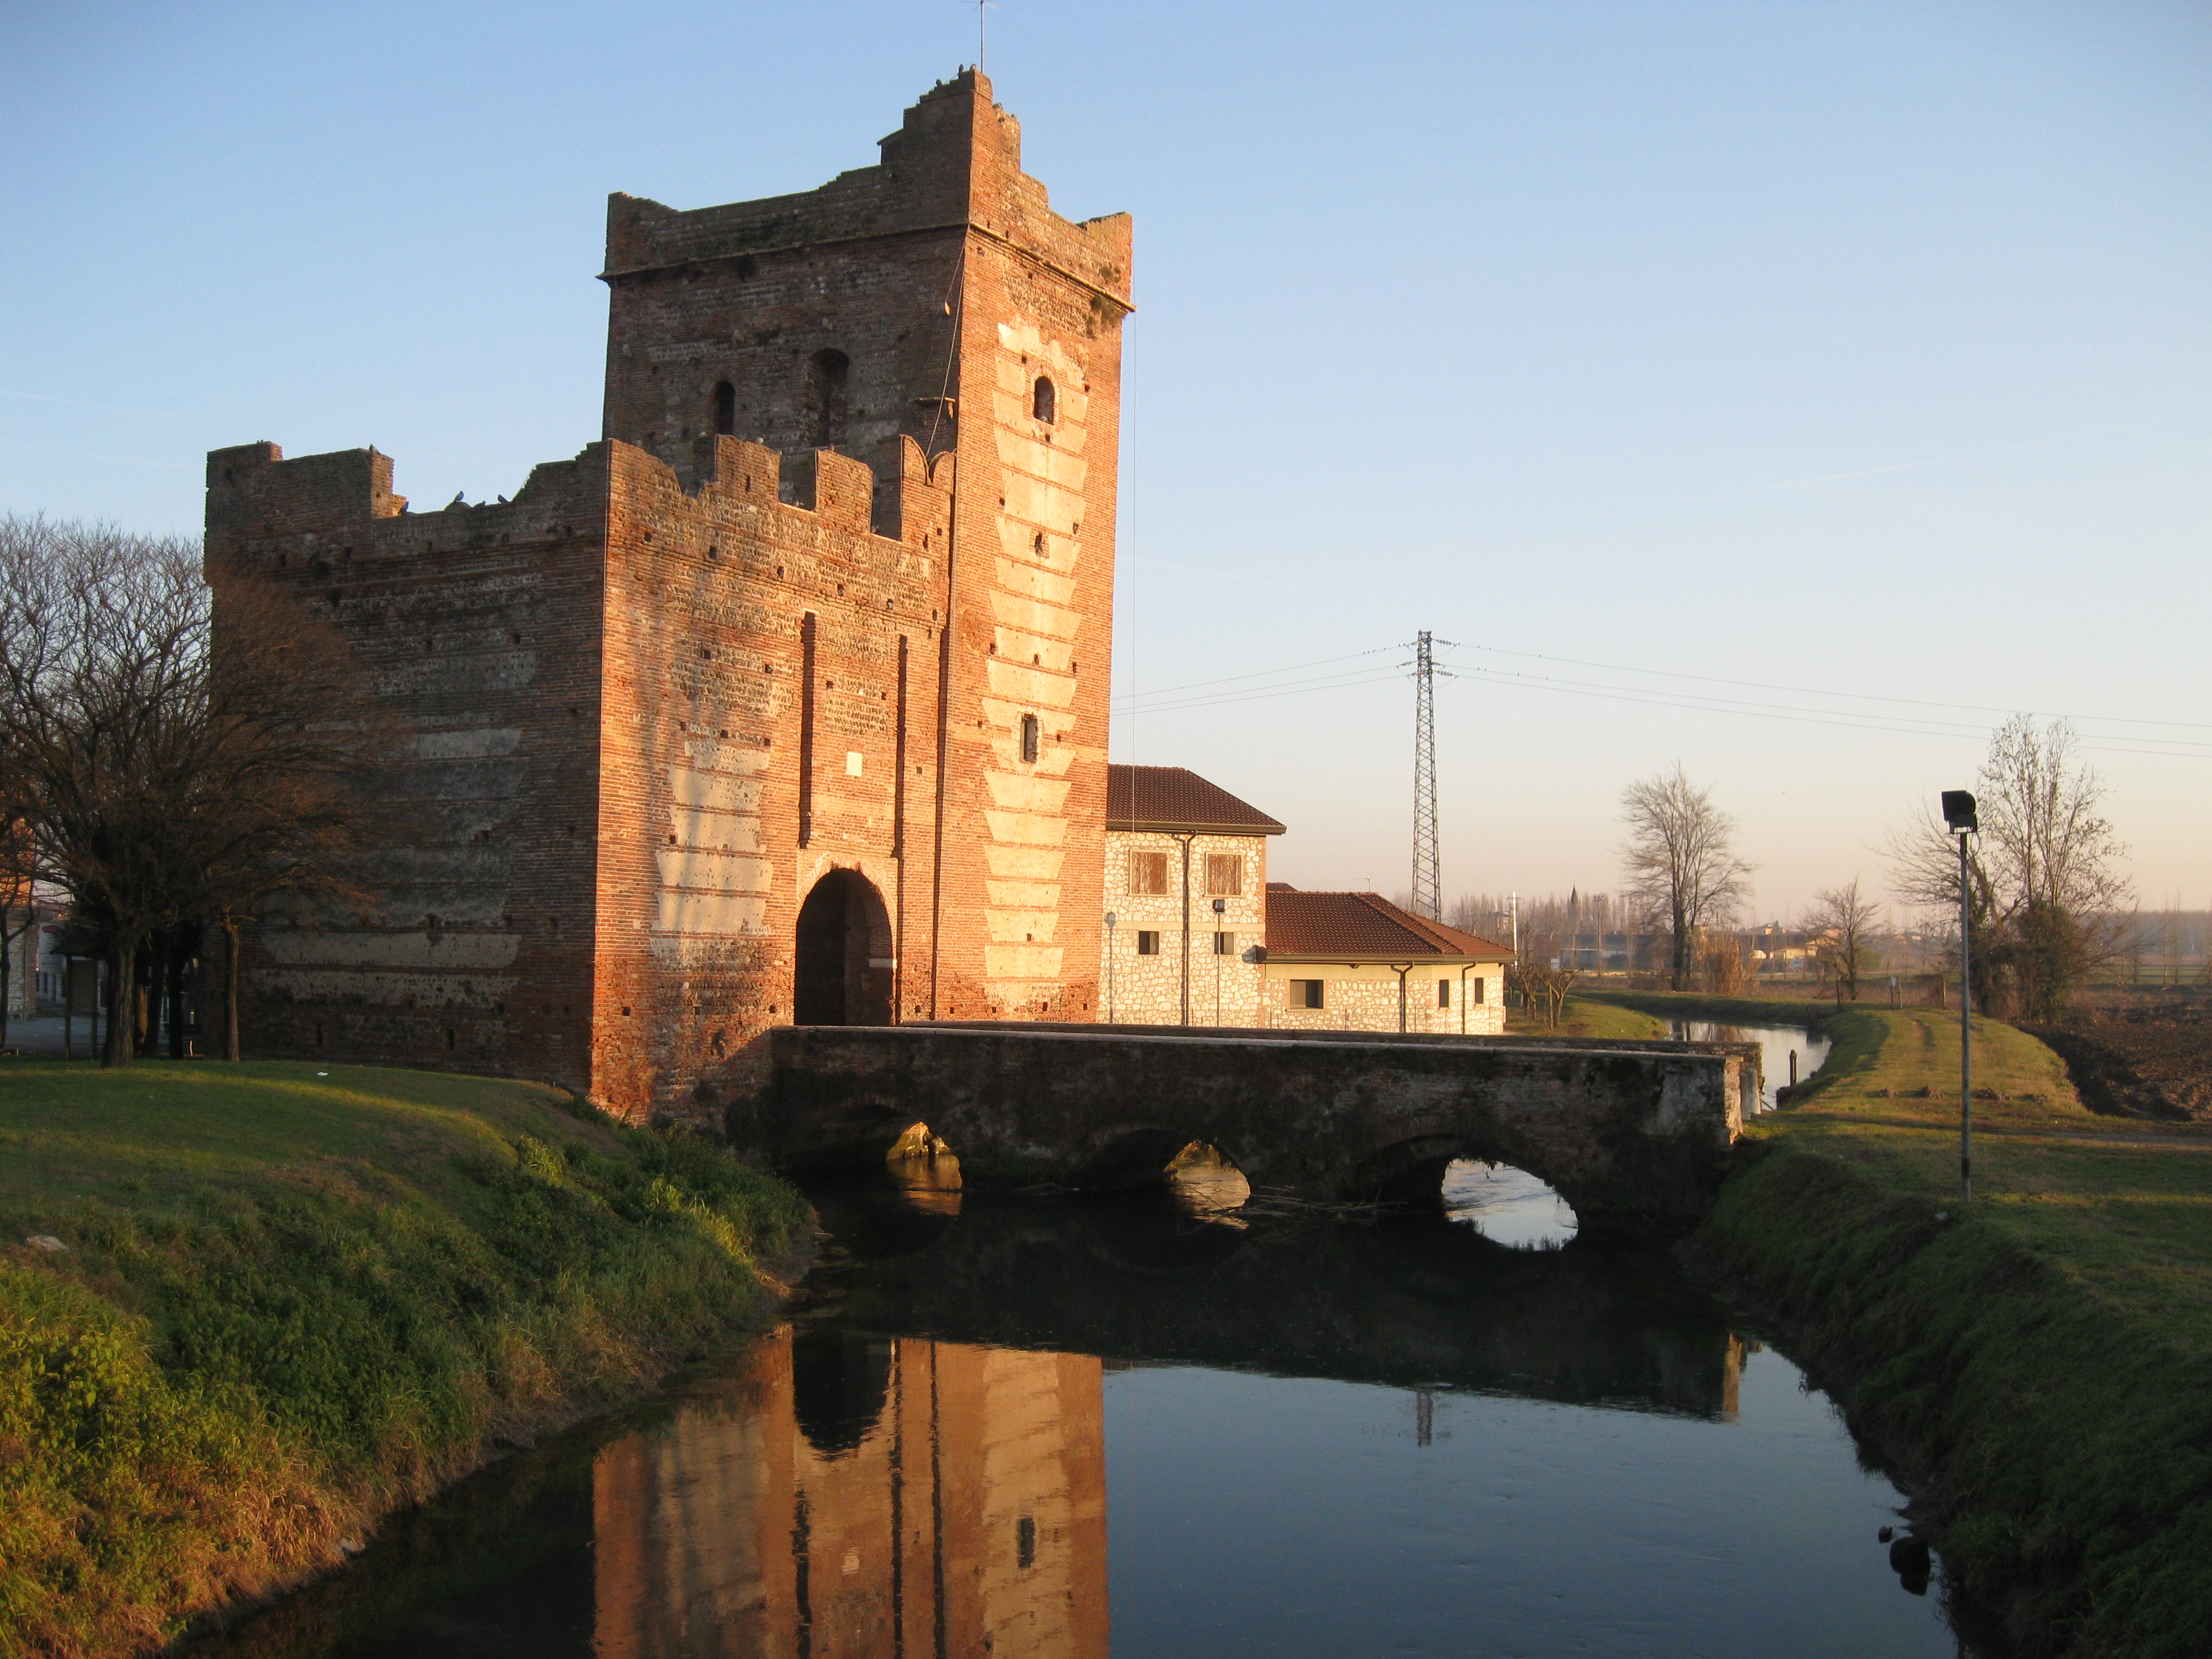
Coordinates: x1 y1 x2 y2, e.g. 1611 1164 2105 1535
737 1024 1755 1234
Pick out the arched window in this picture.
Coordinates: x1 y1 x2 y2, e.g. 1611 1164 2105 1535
806 349 850 449
1031 375 1056 424
711 380 736 436
1019 712 1041 765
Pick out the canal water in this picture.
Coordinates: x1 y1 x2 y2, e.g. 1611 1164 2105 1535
1671 1019 1835 1111
190 1150 1990 1659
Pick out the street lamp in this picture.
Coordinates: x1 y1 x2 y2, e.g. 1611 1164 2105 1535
1212 897 1227 1025
1104 911 1118 1024
1942 789 1978 1202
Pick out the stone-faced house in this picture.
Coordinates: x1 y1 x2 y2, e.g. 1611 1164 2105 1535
1099 765 1284 1025
1099 765 1513 1033
1261 890 1511 1034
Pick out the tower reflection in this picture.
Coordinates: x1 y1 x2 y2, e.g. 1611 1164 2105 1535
591 1329 1108 1659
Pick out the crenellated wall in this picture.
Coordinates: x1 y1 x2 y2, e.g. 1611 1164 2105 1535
207 72 1130 1119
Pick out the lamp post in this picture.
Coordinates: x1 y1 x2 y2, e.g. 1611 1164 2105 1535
1942 789 1979 1202
1212 897 1226 1025
1104 912 1117 1024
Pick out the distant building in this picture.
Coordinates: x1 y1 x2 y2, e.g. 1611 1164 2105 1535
1101 766 1282 1025
1099 764 1512 1033
1262 889 1510 1034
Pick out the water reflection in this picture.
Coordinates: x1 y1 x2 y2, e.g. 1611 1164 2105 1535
1441 1159 1579 1248
595 1330 1107 1658
189 1176 1986 1659
1673 1019 1835 1109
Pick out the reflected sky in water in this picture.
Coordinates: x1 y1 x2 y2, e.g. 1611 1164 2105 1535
1442 1159 1580 1248
1673 1021 1837 1110
187 1172 1977 1659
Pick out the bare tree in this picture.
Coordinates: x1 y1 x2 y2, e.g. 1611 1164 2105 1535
0 809 34 1050
1620 765 1755 991
1804 877 1882 1001
1885 717 2131 1021
0 517 389 1066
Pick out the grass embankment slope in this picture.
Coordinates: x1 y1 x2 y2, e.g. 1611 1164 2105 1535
0 1059 811 1659
1589 988 2212 1657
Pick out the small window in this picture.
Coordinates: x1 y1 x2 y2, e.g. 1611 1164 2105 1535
1033 375 1055 423
1019 712 1041 764
1472 975 1487 1005
1136 930 1161 956
1290 979 1324 1009
1205 854 1242 896
711 380 736 435
1129 851 1170 895
1213 931 1236 956
1438 979 1451 1008
1016 1515 1037 1570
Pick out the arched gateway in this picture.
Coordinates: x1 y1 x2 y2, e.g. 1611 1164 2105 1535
794 871 894 1027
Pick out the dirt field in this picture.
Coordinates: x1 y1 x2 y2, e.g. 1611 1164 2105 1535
2025 990 2212 1121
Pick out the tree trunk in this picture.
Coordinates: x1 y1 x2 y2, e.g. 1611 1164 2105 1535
167 939 187 1059
222 918 241 1062
0 904 13 1053
102 937 136 1068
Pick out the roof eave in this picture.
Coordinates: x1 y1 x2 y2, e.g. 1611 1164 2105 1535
1261 950 1512 965
1106 818 1287 836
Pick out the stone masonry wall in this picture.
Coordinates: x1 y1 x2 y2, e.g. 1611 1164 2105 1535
205 441 609 1088
1264 962 1506 1035
1098 829 1265 1025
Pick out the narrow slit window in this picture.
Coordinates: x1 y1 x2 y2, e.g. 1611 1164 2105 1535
1438 978 1452 1008
806 349 850 449
711 380 736 435
1019 712 1041 764
1472 975 1487 1004
1032 375 1055 423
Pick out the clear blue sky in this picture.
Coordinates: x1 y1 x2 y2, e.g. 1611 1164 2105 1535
5 1 2207 921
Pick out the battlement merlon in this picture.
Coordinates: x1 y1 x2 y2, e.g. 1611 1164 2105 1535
600 70 1133 313
204 443 408 558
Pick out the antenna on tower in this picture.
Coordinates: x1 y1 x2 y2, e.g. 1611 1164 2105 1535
1412 629 1441 920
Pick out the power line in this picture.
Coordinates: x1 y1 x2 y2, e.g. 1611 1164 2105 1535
1113 634 2210 759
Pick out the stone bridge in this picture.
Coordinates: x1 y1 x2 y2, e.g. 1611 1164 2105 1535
730 1022 1756 1233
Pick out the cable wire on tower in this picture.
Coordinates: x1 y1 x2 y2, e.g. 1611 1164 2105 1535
1412 630 1441 920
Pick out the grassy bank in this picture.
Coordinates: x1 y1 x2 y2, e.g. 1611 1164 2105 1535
0 1059 812 1659
1590 990 2212 1655
1504 996 1668 1041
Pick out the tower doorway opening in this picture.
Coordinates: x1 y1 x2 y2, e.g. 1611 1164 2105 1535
794 869 894 1025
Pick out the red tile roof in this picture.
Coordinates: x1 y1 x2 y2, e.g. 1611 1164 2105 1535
1107 765 1285 835
1264 891 1512 962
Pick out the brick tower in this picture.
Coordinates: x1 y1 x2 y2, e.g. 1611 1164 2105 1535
601 70 1132 1027
203 74 1131 1119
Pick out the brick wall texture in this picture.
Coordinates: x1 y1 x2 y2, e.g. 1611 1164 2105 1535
206 73 1131 1121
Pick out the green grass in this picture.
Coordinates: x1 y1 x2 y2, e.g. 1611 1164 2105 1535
1583 991 2212 1655
0 1059 811 1659
1504 996 1669 1041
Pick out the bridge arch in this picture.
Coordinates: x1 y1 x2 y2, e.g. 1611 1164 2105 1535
794 869 893 1026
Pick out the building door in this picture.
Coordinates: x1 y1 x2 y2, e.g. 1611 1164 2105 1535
793 870 894 1025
